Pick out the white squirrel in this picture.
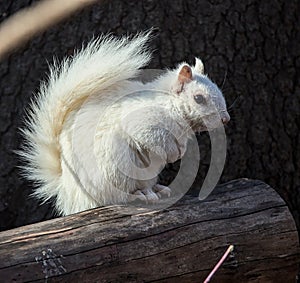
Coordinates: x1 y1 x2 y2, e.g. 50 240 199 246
19 31 230 216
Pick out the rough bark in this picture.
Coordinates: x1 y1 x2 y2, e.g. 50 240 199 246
0 0 299 244
0 179 298 283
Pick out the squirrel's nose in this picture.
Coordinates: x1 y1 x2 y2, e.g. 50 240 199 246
221 113 230 125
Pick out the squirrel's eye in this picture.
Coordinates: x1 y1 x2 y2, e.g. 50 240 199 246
194 94 206 104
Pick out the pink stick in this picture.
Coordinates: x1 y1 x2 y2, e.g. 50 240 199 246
203 245 234 283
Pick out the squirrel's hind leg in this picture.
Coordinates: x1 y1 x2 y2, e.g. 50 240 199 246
128 185 171 204
129 188 159 204
153 184 171 198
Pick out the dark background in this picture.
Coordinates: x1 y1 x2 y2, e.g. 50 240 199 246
0 0 299 239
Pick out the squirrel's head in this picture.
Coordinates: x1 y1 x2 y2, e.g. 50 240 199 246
171 58 230 132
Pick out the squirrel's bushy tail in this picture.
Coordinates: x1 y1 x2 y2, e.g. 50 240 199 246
19 31 152 203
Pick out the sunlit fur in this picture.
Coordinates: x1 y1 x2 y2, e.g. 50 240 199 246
19 32 229 215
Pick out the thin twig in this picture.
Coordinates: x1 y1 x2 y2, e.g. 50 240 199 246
0 0 99 60
203 245 234 283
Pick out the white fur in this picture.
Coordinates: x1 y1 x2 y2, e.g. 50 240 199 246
194 57 204 74
19 32 230 215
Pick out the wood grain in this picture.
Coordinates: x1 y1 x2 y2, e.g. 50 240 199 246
0 179 298 282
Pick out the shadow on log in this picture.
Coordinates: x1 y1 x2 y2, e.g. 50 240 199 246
0 179 299 282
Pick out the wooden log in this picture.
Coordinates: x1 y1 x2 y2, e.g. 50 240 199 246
0 179 298 282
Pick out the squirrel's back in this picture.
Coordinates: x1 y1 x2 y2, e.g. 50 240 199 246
19 32 152 208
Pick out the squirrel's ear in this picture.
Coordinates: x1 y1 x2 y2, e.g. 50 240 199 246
178 65 193 84
172 65 193 94
194 57 204 74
